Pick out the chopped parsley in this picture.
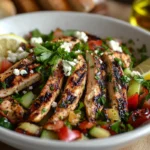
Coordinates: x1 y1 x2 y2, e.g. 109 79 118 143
41 108 47 114
0 82 7 89
97 96 106 105
133 75 144 83
31 29 54 42
0 98 3 104
121 75 131 84
114 58 123 67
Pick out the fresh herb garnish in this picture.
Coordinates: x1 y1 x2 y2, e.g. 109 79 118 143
64 120 72 129
97 96 106 105
107 73 112 82
0 82 7 89
12 94 22 102
41 108 47 114
133 75 144 83
121 75 131 84
31 29 54 42
114 58 123 67
0 98 3 104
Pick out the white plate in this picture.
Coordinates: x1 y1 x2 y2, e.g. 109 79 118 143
0 11 150 150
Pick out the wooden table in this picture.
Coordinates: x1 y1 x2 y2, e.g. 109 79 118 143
0 135 150 150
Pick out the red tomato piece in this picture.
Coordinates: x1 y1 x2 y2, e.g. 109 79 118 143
128 93 139 110
57 126 81 142
139 88 150 110
88 40 102 50
128 109 150 128
0 59 13 73
79 121 95 130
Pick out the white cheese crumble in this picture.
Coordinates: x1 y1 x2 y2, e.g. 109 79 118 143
20 69 28 75
62 59 78 76
60 42 73 52
7 47 29 63
107 40 122 52
13 69 20 76
30 70 34 74
29 86 33 90
23 90 27 94
74 31 88 42
94 50 99 54
131 71 141 77
29 49 33 53
51 101 57 108
75 50 82 54
99 60 103 64
30 37 43 46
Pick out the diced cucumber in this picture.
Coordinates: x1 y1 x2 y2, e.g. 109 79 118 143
0 117 13 129
77 134 89 141
17 122 41 136
20 91 35 108
124 68 132 76
128 80 141 97
41 130 58 140
89 127 110 138
105 108 120 122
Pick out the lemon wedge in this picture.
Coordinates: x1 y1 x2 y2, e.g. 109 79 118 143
134 58 150 80
0 34 27 57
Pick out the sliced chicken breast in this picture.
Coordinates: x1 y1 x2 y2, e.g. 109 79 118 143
84 53 107 121
44 55 87 129
28 63 64 123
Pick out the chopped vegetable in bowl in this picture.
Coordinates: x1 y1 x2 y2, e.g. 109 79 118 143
0 28 150 142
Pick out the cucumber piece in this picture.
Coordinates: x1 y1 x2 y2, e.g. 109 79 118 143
124 68 132 76
0 117 13 129
128 80 141 97
105 108 120 122
20 91 35 108
89 127 110 138
77 134 89 141
41 130 58 140
16 122 41 136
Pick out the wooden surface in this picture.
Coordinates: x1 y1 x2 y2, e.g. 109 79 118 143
0 135 150 150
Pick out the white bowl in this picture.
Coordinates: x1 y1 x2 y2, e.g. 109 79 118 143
0 11 150 150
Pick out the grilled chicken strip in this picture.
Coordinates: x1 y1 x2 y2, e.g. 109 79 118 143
0 96 25 124
102 53 128 120
105 51 131 68
84 52 107 121
0 56 41 98
44 55 87 128
28 63 64 123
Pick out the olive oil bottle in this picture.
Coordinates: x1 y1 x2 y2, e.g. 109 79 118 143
130 0 150 30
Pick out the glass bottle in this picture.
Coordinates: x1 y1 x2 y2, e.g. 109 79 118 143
130 0 150 31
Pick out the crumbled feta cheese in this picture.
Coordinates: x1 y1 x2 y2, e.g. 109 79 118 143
107 40 122 52
99 59 103 64
13 69 20 76
30 37 43 46
94 50 99 54
52 101 57 108
29 49 33 53
62 59 78 76
17 51 29 60
30 70 34 74
75 50 82 54
29 86 33 90
62 60 72 76
60 42 73 52
100 52 104 56
20 69 28 75
131 71 141 77
18 47 24 52
23 90 27 94
7 47 29 63
74 31 88 42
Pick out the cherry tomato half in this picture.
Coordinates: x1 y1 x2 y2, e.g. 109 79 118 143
57 126 81 142
128 93 139 110
128 109 150 128
0 59 13 73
